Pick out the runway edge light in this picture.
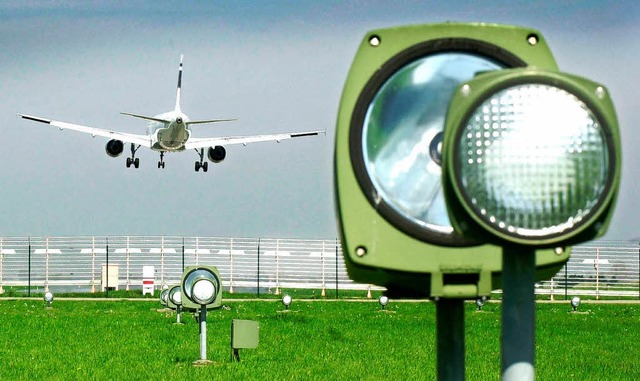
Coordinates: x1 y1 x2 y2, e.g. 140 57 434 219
334 22 570 298
442 68 621 247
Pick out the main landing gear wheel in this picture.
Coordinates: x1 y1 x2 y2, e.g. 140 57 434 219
126 143 141 168
194 161 209 172
126 157 140 168
194 148 208 172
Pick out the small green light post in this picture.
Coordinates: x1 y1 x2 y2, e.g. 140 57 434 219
167 285 183 324
181 265 223 365
43 291 54 309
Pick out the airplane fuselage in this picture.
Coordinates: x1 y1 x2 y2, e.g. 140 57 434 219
148 111 191 152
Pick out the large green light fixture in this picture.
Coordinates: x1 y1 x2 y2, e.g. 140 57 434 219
334 22 569 298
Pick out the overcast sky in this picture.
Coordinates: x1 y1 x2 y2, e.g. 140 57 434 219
1 1 638 241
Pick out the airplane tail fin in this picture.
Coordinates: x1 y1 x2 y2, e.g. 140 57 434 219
175 54 184 113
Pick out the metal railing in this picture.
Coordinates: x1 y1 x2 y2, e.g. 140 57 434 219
0 236 638 299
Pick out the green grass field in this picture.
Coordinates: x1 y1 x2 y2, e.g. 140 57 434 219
0 298 638 380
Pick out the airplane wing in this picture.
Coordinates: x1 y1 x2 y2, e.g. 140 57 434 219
18 113 152 147
184 130 324 150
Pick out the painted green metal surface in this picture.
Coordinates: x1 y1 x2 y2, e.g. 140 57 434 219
180 265 223 311
231 319 260 349
334 23 568 298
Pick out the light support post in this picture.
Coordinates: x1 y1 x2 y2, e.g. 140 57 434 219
436 299 465 381
181 265 223 366
501 247 536 380
198 307 207 361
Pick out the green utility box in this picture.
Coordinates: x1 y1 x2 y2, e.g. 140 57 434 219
231 319 260 349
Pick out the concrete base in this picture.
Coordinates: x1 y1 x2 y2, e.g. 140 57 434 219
192 359 217 367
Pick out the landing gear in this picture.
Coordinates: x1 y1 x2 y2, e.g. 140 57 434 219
158 152 166 169
126 144 141 168
194 148 208 172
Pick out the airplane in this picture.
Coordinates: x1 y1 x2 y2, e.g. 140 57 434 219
19 55 323 172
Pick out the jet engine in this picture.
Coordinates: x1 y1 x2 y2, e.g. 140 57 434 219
207 146 226 163
105 139 124 157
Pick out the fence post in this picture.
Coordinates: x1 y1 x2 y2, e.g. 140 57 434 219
106 237 110 298
257 238 261 298
564 262 568 300
45 237 50 293
126 237 131 291
229 238 235 294
28 237 31 297
90 237 96 293
275 239 281 295
0 238 3 295
321 241 326 297
335 238 339 299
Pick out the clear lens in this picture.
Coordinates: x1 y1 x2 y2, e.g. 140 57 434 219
161 289 169 303
169 288 182 305
192 279 216 304
362 53 504 234
456 84 610 238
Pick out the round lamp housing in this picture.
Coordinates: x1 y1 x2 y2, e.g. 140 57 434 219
379 295 389 309
181 265 222 310
571 296 581 310
160 288 169 306
44 291 54 304
167 285 182 310
282 295 292 309
443 68 621 247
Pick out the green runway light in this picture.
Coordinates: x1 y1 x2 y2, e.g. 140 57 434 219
334 22 569 298
442 69 621 247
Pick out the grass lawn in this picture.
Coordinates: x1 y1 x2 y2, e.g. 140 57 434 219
0 298 638 380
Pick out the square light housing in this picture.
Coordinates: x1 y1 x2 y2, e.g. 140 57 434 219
181 265 223 310
334 22 569 297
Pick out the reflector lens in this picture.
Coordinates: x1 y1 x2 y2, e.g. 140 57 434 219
362 53 504 236
192 279 216 305
455 83 610 238
169 287 182 305
183 268 220 306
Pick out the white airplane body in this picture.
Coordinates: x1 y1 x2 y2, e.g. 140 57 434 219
19 55 322 172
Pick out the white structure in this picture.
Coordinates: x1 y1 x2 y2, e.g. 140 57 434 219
142 265 155 295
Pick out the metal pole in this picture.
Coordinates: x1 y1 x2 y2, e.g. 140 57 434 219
182 238 185 272
335 239 339 299
501 246 535 381
436 299 465 381
564 262 568 300
106 237 109 298
257 238 261 298
199 307 207 360
28 237 31 297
